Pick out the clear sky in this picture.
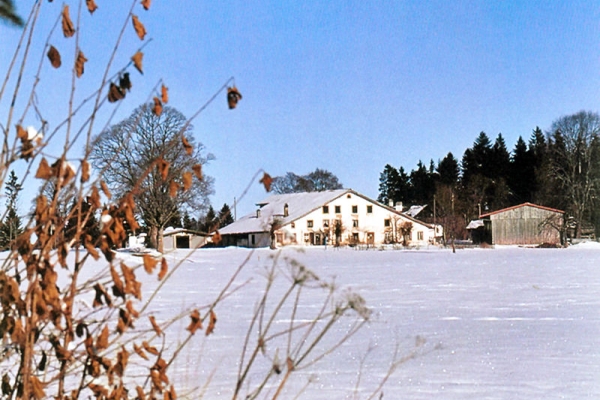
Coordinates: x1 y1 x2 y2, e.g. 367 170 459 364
2 1 600 219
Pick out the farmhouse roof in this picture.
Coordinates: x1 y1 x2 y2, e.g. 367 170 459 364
218 189 432 235
479 202 564 218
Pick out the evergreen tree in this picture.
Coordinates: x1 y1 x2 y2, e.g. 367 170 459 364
218 203 235 227
461 132 492 183
490 133 511 181
377 164 400 205
409 160 435 205
182 212 197 230
0 170 22 249
436 152 460 187
509 136 535 203
200 206 218 233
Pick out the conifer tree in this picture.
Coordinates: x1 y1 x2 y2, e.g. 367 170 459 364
0 170 22 249
218 203 235 227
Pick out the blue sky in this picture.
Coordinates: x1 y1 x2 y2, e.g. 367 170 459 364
2 1 600 219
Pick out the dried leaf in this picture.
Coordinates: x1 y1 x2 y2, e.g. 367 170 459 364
186 309 202 334
206 309 217 336
134 343 148 360
131 51 144 74
119 72 132 91
81 159 90 182
149 316 163 336
47 45 61 68
212 231 222 243
181 135 193 155
168 181 179 198
126 300 140 318
114 347 129 377
100 180 112 199
227 86 242 109
75 50 87 77
156 158 169 180
16 125 27 139
192 164 203 180
136 386 146 400
152 96 163 116
61 5 76 38
142 340 159 355
158 258 168 281
30 376 45 400
86 0 98 14
131 15 146 40
38 350 47 371
161 84 168 103
143 254 158 274
110 265 125 298
260 172 273 192
35 158 53 180
141 0 151 10
96 326 109 351
108 82 125 103
182 172 192 191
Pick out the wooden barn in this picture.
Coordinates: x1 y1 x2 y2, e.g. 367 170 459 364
479 203 564 246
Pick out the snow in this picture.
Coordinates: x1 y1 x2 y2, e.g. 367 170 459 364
123 244 600 399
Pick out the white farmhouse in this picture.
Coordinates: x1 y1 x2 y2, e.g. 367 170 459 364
218 189 439 248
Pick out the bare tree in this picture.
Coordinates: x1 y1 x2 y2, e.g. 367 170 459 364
548 111 600 237
89 104 214 251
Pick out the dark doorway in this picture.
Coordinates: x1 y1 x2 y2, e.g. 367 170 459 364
176 235 190 248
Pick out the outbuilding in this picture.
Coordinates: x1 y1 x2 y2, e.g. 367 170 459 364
479 203 564 246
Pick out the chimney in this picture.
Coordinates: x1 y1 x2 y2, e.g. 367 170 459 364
284 203 289 217
395 202 403 212
388 199 394 207
256 209 261 218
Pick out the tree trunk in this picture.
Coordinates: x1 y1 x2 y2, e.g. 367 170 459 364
148 226 158 249
157 229 164 253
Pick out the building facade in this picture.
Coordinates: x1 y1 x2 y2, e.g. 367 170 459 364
219 189 440 248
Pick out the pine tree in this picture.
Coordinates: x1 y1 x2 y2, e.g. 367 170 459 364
0 170 22 249
509 136 535 203
218 203 235 227
436 152 460 187
200 206 218 233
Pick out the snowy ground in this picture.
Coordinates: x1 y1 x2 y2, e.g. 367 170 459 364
108 242 600 399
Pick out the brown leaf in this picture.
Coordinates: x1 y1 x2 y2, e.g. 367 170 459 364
108 82 125 103
114 347 129 377
61 5 76 37
142 340 159 355
121 262 141 299
119 72 132 91
16 125 27 139
186 309 202 334
212 231 222 243
126 300 140 318
110 265 125 298
168 181 179 198
80 159 90 182
133 343 148 360
149 316 163 336
75 50 87 77
161 84 169 103
47 45 61 68
131 51 144 74
227 86 242 109
192 164 203 180
100 180 112 199
131 15 147 40
152 96 163 116
141 0 151 10
136 386 146 400
181 135 193 156
260 172 273 192
35 158 53 180
156 158 169 180
30 376 45 400
96 325 109 351
143 254 158 274
158 258 168 281
182 172 192 191
86 0 98 14
206 309 217 336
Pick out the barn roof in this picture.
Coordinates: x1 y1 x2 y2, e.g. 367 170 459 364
479 202 564 218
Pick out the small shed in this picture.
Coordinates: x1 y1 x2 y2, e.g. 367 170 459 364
480 203 564 245
163 228 208 251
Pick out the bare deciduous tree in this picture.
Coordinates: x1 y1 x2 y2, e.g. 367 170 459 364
89 104 214 251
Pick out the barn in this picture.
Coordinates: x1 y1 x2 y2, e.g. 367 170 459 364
162 228 209 251
479 203 564 246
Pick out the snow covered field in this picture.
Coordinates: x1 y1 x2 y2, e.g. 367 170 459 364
120 243 600 399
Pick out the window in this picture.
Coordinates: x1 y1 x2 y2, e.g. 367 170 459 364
323 220 330 228
367 205 373 213
352 219 359 228
291 222 295 228
352 205 358 214
307 220 313 228
384 219 390 227
417 231 424 241
322 206 329 214
335 205 341 214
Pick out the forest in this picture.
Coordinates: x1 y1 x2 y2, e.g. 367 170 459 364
377 111 600 240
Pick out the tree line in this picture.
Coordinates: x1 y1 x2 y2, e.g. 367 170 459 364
378 111 600 239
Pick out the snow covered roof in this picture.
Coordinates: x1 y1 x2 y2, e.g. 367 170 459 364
219 189 350 235
404 205 426 218
218 189 434 235
466 219 485 230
